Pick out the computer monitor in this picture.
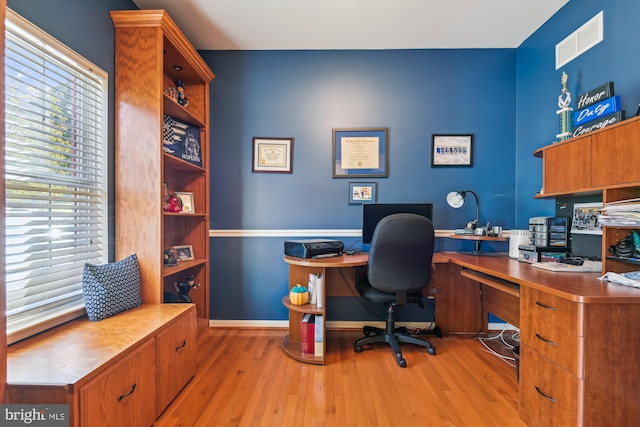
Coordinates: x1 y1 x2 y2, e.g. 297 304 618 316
362 203 434 244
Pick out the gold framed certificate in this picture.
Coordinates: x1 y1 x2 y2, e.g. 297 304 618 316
252 137 294 173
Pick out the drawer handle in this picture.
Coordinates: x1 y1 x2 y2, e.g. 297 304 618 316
176 339 187 351
118 383 137 401
535 385 557 403
535 301 557 311
535 333 557 346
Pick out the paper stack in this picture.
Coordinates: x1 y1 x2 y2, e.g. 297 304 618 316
599 198 640 227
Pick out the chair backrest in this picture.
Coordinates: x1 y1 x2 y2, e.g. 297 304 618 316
367 213 435 294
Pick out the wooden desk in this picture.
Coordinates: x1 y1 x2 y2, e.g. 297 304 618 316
434 252 640 426
283 252 640 426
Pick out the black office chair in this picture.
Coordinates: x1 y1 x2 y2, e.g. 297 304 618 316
354 213 436 367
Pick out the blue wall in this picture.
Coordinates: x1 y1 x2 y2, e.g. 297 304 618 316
7 0 640 323
203 49 517 320
204 49 517 231
514 0 640 227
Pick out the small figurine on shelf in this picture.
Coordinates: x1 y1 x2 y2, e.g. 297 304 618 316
163 86 177 101
175 275 200 303
163 247 178 267
175 80 189 108
164 193 183 213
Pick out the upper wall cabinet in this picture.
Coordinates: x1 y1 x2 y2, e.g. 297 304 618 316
590 119 640 187
111 10 215 333
535 116 640 197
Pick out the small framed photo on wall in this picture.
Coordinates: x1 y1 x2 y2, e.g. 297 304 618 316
349 182 377 204
431 134 473 167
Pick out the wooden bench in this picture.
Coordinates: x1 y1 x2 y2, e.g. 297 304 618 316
7 304 196 427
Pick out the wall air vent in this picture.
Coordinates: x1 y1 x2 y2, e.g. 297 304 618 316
556 11 604 69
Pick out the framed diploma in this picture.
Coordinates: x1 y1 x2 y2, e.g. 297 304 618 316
332 128 388 177
252 137 294 173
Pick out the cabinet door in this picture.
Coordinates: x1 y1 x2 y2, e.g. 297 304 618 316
80 339 156 427
543 138 591 195
156 308 196 414
591 119 640 187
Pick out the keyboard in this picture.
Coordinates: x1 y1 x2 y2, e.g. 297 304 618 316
531 260 602 272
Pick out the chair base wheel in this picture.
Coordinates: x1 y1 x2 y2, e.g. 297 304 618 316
396 356 406 368
355 344 364 353
427 346 436 355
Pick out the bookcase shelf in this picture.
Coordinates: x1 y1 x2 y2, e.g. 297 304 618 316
111 10 214 334
281 296 324 315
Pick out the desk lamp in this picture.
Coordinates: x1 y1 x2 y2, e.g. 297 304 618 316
446 190 480 230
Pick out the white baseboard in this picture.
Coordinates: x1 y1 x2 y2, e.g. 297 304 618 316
209 319 517 332
209 320 435 330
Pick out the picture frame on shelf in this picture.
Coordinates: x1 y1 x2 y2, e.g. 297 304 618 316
349 182 377 204
333 128 388 178
175 191 194 213
252 137 294 173
571 202 603 235
173 245 195 261
431 134 473 167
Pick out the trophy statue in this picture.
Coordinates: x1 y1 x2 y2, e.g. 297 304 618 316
556 71 572 143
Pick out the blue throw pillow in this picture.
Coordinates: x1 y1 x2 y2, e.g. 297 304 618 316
82 254 142 321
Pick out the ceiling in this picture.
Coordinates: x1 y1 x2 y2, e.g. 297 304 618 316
132 0 568 51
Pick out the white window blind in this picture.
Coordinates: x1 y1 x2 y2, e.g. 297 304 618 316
4 9 108 343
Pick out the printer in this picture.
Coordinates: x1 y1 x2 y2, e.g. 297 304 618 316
284 239 344 259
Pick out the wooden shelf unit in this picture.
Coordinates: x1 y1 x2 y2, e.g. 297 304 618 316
111 10 214 333
534 115 640 275
526 116 640 425
281 254 368 364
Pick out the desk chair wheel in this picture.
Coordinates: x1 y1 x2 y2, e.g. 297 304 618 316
397 355 406 368
427 346 436 356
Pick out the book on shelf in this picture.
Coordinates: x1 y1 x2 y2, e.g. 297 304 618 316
308 273 316 304
313 273 324 308
301 313 315 355
314 315 324 357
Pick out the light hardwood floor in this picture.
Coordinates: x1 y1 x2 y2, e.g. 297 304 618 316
155 328 526 427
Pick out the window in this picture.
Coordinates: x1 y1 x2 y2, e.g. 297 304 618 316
4 9 108 343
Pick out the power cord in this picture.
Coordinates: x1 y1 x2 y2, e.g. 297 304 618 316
477 325 520 368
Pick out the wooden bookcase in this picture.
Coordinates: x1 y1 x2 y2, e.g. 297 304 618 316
534 115 640 275
111 10 214 333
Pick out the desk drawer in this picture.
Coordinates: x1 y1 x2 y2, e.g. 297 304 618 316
520 345 582 427
521 287 582 375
